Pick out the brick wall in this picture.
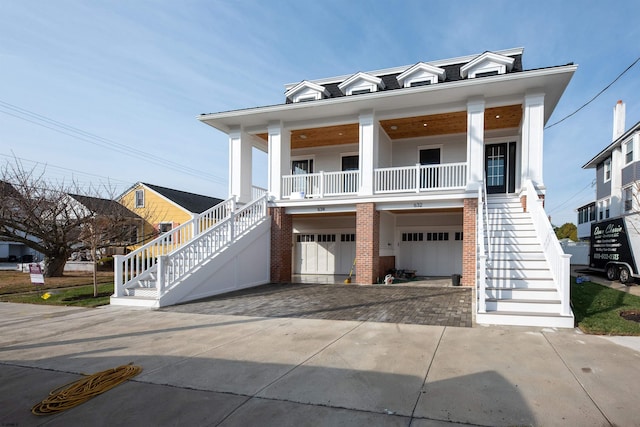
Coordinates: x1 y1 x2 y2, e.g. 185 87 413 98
269 207 292 283
462 198 477 287
355 203 379 284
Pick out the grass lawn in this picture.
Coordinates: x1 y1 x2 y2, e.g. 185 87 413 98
571 277 640 335
0 270 114 308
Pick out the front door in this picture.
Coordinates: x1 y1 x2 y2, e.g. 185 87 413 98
485 143 507 194
419 148 441 188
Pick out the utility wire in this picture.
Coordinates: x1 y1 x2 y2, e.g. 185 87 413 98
0 100 226 184
546 179 596 214
545 55 640 130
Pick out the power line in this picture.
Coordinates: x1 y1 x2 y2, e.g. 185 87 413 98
545 55 640 130
0 100 226 184
546 179 596 214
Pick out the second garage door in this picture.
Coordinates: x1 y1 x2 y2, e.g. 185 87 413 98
294 233 356 275
397 230 463 276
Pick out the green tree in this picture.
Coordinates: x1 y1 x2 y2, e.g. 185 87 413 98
555 222 578 241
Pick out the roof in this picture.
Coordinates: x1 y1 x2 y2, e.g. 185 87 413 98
582 120 640 169
69 194 141 219
142 183 224 214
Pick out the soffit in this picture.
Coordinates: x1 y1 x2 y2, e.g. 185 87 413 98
255 104 521 148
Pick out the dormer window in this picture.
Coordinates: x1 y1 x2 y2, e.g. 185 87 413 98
396 62 446 88
460 52 515 79
338 72 385 96
285 80 330 103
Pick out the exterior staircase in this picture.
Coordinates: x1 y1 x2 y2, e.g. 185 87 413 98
110 194 270 308
476 186 574 328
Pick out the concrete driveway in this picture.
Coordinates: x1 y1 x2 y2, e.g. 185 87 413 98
1 302 639 426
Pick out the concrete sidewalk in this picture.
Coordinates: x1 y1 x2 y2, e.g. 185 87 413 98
1 303 639 426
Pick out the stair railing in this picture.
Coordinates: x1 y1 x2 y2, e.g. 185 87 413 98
113 197 236 297
477 181 488 313
524 180 572 316
158 194 268 296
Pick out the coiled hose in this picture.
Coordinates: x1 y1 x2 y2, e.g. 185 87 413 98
32 363 143 416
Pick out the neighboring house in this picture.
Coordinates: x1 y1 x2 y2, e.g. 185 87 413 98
0 180 43 263
113 48 576 328
67 193 143 257
118 182 224 247
579 101 640 239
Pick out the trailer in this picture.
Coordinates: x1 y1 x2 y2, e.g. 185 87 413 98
589 214 640 284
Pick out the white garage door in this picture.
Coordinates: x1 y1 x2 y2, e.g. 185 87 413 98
398 231 463 276
294 233 356 275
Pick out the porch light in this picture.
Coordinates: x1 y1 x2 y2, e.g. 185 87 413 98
423 123 428 127
495 115 500 119
299 134 307 139
390 125 398 130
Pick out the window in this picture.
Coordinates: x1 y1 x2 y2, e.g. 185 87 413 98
159 223 173 242
474 70 500 78
402 232 423 242
135 189 144 208
296 234 315 242
409 80 432 87
603 159 611 183
351 88 372 95
292 159 313 174
625 141 634 164
625 187 634 212
598 199 610 220
455 232 463 241
317 234 336 242
341 233 356 242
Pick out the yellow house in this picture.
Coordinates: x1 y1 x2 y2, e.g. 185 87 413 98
119 182 224 249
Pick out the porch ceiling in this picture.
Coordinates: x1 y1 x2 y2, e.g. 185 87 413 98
254 104 521 148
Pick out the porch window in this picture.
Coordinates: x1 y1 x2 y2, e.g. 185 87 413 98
135 189 144 208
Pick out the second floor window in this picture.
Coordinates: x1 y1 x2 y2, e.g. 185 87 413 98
625 141 634 164
604 159 611 183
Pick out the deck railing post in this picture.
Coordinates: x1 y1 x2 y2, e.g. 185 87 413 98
113 255 123 297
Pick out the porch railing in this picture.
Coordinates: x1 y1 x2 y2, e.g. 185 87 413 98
282 170 359 198
281 163 467 199
374 162 467 194
524 179 572 316
113 196 236 296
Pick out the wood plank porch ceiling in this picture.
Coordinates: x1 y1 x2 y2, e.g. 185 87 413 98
256 104 521 149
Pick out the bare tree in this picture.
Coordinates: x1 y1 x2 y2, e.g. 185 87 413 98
0 159 139 285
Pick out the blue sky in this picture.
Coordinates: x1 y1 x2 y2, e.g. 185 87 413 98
1 0 639 226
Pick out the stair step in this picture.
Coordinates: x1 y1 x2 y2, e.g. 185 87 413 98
486 278 556 288
488 268 552 280
476 311 575 328
485 287 558 299
126 287 159 298
485 298 562 313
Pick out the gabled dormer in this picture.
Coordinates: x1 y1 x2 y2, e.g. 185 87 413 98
285 80 331 103
338 72 385 95
460 51 515 79
396 62 446 88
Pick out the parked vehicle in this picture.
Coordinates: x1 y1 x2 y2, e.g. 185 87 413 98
589 214 640 284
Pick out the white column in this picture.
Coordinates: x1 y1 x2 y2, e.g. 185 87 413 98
267 121 290 201
611 146 623 217
466 98 485 191
521 93 545 187
229 127 253 204
358 111 378 196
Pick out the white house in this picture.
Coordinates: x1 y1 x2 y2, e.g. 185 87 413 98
112 48 576 328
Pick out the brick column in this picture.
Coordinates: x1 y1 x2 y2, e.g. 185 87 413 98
462 198 477 287
356 203 379 284
270 207 292 283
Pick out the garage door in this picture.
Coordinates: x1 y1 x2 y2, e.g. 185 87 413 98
398 231 463 276
294 233 356 274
